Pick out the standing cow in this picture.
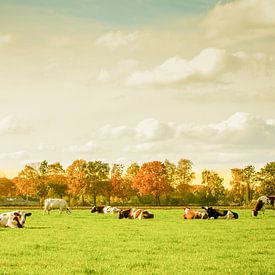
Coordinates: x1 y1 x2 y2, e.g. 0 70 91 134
43 198 71 215
252 195 274 217
0 210 32 228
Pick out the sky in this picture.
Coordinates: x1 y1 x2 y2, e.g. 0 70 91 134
0 0 275 183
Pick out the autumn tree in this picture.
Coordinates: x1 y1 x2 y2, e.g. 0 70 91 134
0 177 16 197
16 165 39 199
66 159 87 205
132 161 170 205
123 162 140 201
201 170 225 203
46 162 68 198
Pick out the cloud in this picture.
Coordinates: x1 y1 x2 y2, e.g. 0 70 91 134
0 151 29 160
0 115 31 135
135 118 176 141
0 34 12 46
64 140 99 153
202 0 275 43
95 31 138 51
125 46 274 88
98 124 134 139
126 47 244 86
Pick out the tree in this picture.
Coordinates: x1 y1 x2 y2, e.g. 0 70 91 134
110 164 125 202
66 160 87 205
85 161 110 205
46 162 68 198
256 162 275 195
229 168 246 204
242 165 256 203
174 159 195 198
16 165 39 199
132 161 170 205
201 170 225 203
0 178 16 197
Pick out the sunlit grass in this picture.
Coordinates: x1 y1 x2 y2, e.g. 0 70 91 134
0 209 274 274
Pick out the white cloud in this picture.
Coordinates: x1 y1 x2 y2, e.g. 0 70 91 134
0 151 29 160
95 31 138 51
202 0 275 42
98 124 134 139
126 46 274 87
0 115 31 135
126 47 243 86
65 140 98 153
0 34 12 46
135 118 175 141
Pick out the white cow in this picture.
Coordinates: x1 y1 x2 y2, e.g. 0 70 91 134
43 198 71 215
0 210 32 228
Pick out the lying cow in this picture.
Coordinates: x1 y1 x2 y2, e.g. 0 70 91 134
0 210 32 228
43 198 71 215
91 205 120 214
118 208 154 220
183 208 208 220
202 206 238 219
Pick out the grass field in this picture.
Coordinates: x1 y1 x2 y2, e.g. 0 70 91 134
0 208 274 275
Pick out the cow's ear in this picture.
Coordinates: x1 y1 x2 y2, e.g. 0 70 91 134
26 213 32 216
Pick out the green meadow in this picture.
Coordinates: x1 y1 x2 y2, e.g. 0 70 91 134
0 209 274 275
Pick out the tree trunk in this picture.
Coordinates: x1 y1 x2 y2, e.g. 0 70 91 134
93 192 97 206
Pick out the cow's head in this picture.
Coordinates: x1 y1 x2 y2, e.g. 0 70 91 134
13 211 32 228
251 210 258 217
142 210 154 219
91 206 97 213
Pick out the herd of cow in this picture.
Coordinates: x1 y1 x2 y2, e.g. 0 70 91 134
0 195 273 229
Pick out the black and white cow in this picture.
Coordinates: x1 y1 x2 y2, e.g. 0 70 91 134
90 206 120 214
252 195 274 217
118 208 154 220
202 206 238 219
0 210 32 228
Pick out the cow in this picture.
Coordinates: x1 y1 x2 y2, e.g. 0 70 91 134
252 195 273 217
91 206 120 214
202 206 238 219
0 210 32 228
183 208 208 220
118 208 154 220
43 198 71 215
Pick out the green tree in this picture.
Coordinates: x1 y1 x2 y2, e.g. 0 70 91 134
256 162 275 195
174 159 195 199
85 161 110 205
201 170 225 203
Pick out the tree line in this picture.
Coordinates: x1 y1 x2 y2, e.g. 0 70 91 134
0 159 274 206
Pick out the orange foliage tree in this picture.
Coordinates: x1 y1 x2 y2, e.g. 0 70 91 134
132 161 170 205
0 177 16 197
66 159 87 204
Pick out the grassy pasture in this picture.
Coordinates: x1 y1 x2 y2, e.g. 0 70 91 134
0 209 274 275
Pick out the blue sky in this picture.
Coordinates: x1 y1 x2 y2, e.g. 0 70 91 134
0 0 230 26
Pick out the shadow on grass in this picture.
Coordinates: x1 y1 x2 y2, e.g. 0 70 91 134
25 226 51 230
